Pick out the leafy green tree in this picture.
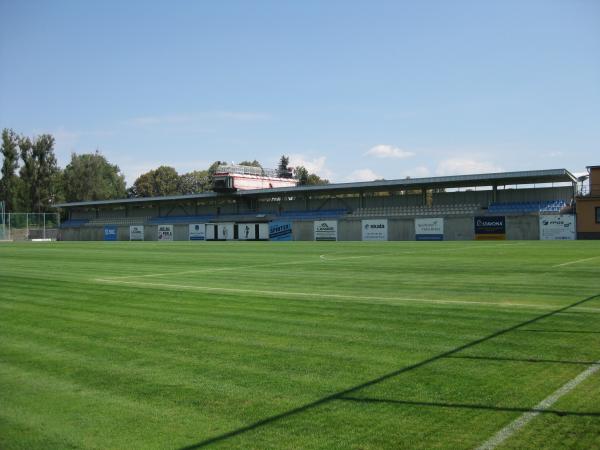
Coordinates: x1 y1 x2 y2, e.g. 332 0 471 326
293 165 328 185
179 170 209 194
19 134 60 212
62 151 127 202
307 173 329 185
0 129 20 211
293 165 309 185
207 160 226 186
239 160 262 168
277 155 291 178
129 165 180 197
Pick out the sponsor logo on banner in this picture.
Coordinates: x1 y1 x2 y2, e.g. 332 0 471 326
158 224 173 241
314 220 338 241
415 218 444 241
129 225 144 241
474 216 505 240
539 215 576 240
189 224 205 241
269 221 292 241
104 225 117 241
362 219 388 241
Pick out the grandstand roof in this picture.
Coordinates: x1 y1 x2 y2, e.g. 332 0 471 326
54 168 577 209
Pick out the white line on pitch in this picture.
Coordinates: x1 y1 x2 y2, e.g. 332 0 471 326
319 254 385 261
552 256 600 268
107 258 322 280
475 360 600 450
92 278 563 310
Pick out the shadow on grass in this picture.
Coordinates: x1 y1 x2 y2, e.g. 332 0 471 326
337 396 600 417
179 293 600 450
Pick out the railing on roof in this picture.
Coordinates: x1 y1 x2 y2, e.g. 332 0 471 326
215 164 281 178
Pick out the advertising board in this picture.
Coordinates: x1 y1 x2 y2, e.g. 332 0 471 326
258 223 269 240
189 224 205 241
217 223 234 240
539 215 576 240
129 225 144 241
205 224 216 240
238 223 256 240
104 225 117 241
474 216 505 240
362 219 388 241
269 221 292 241
314 220 338 241
157 224 173 241
415 218 444 241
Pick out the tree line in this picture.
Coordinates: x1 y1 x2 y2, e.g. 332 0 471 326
0 128 328 212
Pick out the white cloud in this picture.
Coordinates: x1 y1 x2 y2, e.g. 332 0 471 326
288 154 334 179
409 166 431 178
436 158 502 176
365 144 414 159
347 168 382 182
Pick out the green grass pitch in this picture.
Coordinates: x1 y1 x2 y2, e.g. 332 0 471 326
1 240 599 449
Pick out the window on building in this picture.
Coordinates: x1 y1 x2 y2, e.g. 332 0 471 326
596 207 600 224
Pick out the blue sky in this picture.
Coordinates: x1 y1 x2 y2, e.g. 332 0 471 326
1 0 598 185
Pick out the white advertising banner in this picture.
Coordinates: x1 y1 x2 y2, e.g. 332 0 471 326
314 220 338 241
539 215 576 240
129 225 144 241
362 219 388 241
189 224 205 241
258 223 269 240
238 223 256 240
157 224 173 241
205 224 216 240
415 218 444 241
217 223 234 240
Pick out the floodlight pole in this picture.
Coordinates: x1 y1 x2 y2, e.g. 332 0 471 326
43 213 46 239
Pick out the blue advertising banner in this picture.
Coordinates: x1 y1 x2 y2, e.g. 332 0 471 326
474 216 506 240
269 221 292 241
104 225 117 241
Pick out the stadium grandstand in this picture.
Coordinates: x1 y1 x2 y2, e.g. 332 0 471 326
51 166 600 241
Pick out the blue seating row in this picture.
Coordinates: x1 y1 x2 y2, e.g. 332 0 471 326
488 200 566 213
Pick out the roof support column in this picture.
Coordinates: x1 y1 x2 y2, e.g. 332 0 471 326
492 185 498 203
421 188 427 206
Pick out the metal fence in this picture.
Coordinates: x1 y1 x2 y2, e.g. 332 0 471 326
0 202 5 240
0 212 61 241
